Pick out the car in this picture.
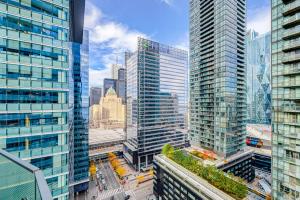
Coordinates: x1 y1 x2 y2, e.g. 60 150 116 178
125 195 130 200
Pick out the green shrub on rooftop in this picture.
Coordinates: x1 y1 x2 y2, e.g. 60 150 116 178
161 144 247 200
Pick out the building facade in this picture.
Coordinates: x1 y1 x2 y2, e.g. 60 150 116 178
89 87 125 129
90 87 101 106
0 0 71 199
189 0 247 157
69 30 89 194
124 38 188 171
272 1 300 199
246 30 271 124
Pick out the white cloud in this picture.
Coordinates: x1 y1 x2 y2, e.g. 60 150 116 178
84 2 147 88
174 32 189 51
247 6 271 34
161 0 173 6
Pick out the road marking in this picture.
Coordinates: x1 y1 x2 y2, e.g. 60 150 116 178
98 187 125 200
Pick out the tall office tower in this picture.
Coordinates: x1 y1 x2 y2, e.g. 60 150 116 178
0 0 72 199
189 0 247 157
117 68 125 103
118 68 125 81
246 30 271 124
111 63 122 79
90 87 102 106
272 1 300 199
124 38 188 171
103 78 117 96
69 29 89 195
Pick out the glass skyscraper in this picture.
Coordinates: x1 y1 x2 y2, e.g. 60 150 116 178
69 30 89 194
124 37 188 171
272 0 300 199
189 0 247 157
0 0 70 199
246 30 271 124
0 0 87 199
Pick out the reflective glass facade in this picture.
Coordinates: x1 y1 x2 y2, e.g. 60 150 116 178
69 30 89 193
124 38 188 171
189 0 247 157
272 0 300 199
246 30 271 124
0 0 70 199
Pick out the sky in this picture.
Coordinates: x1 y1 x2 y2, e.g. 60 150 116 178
84 0 271 88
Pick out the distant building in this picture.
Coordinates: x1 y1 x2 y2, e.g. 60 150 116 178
90 87 102 106
117 68 126 103
116 80 125 103
111 64 122 79
103 78 117 97
90 87 125 129
246 30 271 124
124 38 188 171
118 68 125 81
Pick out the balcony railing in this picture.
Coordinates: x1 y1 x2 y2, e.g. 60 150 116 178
283 1 300 16
0 149 52 200
283 13 300 27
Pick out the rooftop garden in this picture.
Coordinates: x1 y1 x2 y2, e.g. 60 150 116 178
161 144 248 200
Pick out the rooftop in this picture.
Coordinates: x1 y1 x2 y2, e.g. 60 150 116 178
155 154 241 200
89 128 125 145
186 145 255 167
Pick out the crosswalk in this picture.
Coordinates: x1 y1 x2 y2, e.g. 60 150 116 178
125 190 137 200
97 187 125 200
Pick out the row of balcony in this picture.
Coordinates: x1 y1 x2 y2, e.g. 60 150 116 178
282 26 300 40
0 124 69 137
283 13 300 28
0 78 69 91
283 1 300 16
282 53 300 63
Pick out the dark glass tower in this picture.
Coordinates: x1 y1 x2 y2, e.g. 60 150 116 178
69 30 89 194
69 0 88 196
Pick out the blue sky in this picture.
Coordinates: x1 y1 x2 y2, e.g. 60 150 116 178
85 0 271 88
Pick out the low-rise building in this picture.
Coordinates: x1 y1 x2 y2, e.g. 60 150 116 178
154 146 271 200
89 128 125 161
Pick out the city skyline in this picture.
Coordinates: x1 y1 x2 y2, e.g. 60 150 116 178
85 0 271 89
0 0 279 200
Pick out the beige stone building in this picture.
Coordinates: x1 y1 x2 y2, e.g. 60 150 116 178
90 87 125 129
